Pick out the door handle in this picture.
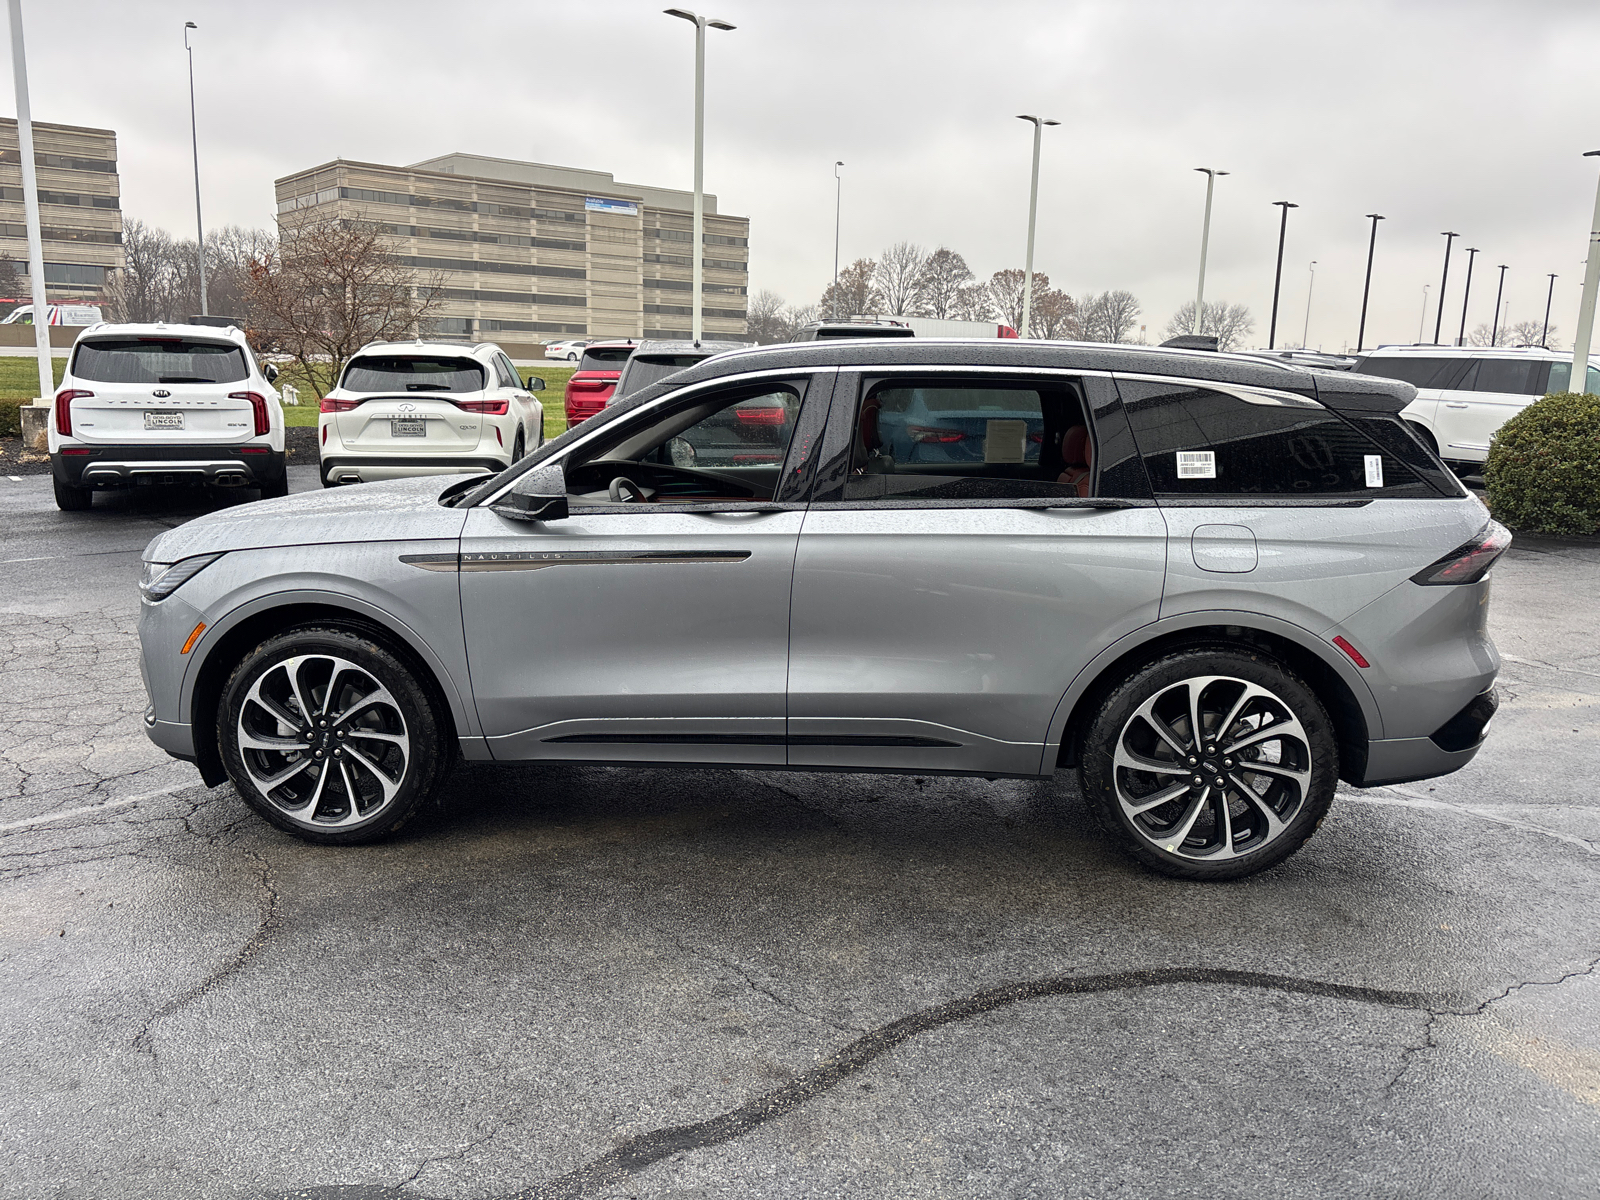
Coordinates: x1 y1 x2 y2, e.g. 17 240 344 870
1444 402 1470 409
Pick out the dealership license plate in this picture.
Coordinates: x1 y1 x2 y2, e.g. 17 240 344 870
390 419 427 438
144 411 184 430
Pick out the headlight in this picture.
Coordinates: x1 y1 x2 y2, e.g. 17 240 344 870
139 552 225 602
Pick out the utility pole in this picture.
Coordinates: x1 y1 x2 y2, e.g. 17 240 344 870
1570 151 1600 394
1418 284 1430 342
1542 274 1558 348
1356 213 1385 353
7 0 51 408
1268 201 1297 349
1457 247 1480 346
1015 115 1058 339
1490 265 1509 346
185 21 207 316
1434 232 1458 344
1192 168 1228 336
831 161 843 319
1302 260 1316 349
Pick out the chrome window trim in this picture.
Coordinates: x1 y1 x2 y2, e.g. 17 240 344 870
474 365 835 508
849 364 1113 380
1110 372 1324 410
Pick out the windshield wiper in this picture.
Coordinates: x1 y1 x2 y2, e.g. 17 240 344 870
405 383 451 391
158 376 215 384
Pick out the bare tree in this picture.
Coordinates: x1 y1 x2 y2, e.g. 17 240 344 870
915 247 973 319
206 226 277 320
952 281 994 323
1511 319 1558 349
817 257 881 320
746 288 789 344
988 269 1057 335
781 303 818 339
104 219 180 323
1163 300 1255 351
1031 288 1080 339
247 214 444 393
1079 290 1142 343
873 242 929 316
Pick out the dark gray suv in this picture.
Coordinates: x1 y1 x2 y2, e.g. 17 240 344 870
137 340 1504 880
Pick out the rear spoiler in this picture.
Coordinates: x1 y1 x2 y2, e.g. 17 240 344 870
1311 370 1415 415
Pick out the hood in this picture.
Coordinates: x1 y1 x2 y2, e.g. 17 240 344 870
143 474 473 563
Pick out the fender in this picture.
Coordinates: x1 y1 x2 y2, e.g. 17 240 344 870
1036 608 1383 775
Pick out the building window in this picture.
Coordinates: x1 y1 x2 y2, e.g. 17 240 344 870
0 149 117 173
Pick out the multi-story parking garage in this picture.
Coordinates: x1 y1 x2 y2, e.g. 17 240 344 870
0 118 125 307
274 152 750 354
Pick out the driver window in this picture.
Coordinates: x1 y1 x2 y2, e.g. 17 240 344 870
563 382 807 505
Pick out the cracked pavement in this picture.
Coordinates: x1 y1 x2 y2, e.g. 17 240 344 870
2 470 1597 1199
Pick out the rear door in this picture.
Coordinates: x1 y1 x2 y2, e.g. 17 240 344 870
787 369 1168 777
1441 357 1547 461
65 336 257 445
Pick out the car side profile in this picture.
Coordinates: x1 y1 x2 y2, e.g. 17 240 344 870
317 340 544 486
49 321 286 511
138 339 1505 880
1353 343 1600 468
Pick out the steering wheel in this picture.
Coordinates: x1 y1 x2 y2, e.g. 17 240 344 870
608 476 648 503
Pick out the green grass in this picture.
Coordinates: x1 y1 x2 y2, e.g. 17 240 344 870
0 355 68 402
278 363 575 442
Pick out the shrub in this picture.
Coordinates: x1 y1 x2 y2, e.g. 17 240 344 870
0 397 27 438
1484 391 1600 536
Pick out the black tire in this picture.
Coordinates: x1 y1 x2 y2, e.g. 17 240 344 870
511 428 526 463
218 624 452 845
1079 646 1337 881
258 457 289 499
53 477 92 511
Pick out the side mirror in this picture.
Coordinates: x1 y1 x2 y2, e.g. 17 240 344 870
525 376 545 392
264 363 280 384
493 461 568 522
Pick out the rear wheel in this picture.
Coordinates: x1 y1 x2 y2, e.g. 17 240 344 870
219 625 451 845
258 459 289 499
1079 646 1337 881
53 477 92 511
511 428 526 462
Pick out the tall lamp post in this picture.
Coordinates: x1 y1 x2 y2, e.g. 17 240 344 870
665 8 735 345
1356 212 1385 353
1418 284 1430 342
1015 115 1058 339
1434 231 1458 344
1456 247 1480 346
1267 200 1297 349
1301 260 1316 348
1490 264 1509 345
1192 167 1228 336
831 161 843 318
1542 273 1558 347
1570 150 1600 392
184 21 207 316
7 0 50 406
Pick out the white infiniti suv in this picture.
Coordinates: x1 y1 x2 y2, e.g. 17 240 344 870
48 321 286 511
317 341 545 486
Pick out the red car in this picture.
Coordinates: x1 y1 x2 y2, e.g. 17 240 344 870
563 341 636 426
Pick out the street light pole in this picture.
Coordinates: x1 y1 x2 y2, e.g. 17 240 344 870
6 0 51 405
1192 167 1228 336
1418 284 1430 342
1457 247 1480 346
1490 264 1509 345
1302 260 1316 349
1268 200 1297 349
832 160 843 319
184 21 207 317
1570 150 1600 393
1356 212 1385 353
665 8 735 345
1434 231 1458 344
1015 115 1058 339
1542 273 1558 348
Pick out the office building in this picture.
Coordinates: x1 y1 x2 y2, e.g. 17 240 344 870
0 118 124 304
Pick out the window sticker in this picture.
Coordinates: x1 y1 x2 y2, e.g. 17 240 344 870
1176 450 1217 479
1364 455 1384 488
983 419 1027 464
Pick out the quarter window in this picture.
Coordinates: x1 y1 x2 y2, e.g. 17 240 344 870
1547 361 1600 395
1118 380 1430 498
1462 359 1544 395
1353 356 1470 389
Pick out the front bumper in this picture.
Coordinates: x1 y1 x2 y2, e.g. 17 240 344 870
54 444 286 488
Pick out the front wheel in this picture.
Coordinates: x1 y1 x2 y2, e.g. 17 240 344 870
219 625 451 844
1079 647 1337 881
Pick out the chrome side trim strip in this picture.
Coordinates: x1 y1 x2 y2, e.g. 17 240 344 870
398 554 460 573
459 549 751 572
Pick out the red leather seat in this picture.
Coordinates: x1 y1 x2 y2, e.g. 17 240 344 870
1060 424 1093 497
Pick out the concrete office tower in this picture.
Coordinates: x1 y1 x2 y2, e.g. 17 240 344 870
0 118 124 305
274 152 750 354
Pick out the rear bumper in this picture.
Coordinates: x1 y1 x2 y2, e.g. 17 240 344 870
320 454 507 485
53 444 286 487
1351 687 1498 787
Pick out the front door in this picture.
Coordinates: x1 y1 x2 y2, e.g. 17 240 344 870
460 371 831 764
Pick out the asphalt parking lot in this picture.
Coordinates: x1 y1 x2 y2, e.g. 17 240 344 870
2 467 1597 1200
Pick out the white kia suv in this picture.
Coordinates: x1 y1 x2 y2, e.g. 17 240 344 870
48 322 286 511
317 341 545 487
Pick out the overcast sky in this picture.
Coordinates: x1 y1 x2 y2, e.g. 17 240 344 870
12 0 1600 349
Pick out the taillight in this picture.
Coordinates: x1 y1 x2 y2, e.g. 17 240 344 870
907 425 968 444
454 399 509 415
1410 520 1513 586
55 389 93 436
567 380 610 393
735 406 787 425
319 397 360 413
230 391 270 436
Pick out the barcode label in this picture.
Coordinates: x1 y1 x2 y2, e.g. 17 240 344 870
1176 450 1216 479
1364 455 1384 488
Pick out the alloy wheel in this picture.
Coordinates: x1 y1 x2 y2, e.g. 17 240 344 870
1112 674 1312 861
235 653 411 830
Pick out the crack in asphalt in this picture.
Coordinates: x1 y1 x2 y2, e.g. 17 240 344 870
673 936 867 1037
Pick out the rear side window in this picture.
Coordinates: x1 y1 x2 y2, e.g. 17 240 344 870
1117 379 1431 498
341 356 485 394
72 338 249 385
579 346 635 370
619 354 705 399
1460 359 1546 395
1353 356 1470 389
1545 361 1600 395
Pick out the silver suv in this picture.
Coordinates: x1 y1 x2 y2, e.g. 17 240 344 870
136 340 1505 880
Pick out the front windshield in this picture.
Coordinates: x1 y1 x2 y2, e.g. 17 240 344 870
342 356 485 394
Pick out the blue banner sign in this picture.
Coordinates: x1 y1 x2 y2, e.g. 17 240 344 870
585 197 639 216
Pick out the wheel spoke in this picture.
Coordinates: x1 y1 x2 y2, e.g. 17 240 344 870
330 680 402 730
344 729 406 745
238 731 311 753
345 743 402 804
1228 773 1289 836
1186 679 1207 750
282 658 317 728
1123 780 1191 816
334 759 366 826
1155 789 1209 854
247 693 302 733
1234 759 1312 789
294 760 331 820
320 663 355 717
250 755 314 791
1223 713 1308 756
1211 789 1236 857
1214 684 1266 747
1114 744 1190 776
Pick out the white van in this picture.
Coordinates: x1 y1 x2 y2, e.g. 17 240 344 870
1352 344 1600 467
2 304 104 326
